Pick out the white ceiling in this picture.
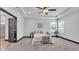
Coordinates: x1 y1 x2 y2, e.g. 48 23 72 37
19 7 71 19
1 7 79 19
0 10 12 18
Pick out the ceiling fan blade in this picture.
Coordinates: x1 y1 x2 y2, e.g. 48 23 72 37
37 7 43 10
48 9 56 11
37 7 48 10
42 7 48 9
38 11 43 14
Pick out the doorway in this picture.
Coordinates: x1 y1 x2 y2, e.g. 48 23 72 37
8 18 17 42
0 21 5 39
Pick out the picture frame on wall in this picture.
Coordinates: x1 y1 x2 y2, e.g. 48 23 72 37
37 23 43 28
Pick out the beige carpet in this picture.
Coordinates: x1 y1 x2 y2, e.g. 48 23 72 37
1 37 79 51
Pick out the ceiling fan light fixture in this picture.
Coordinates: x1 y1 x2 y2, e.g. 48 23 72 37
37 7 49 15
43 8 48 13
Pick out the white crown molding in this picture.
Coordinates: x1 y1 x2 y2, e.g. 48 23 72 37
58 7 79 19
19 7 79 20
24 16 57 20
19 7 27 16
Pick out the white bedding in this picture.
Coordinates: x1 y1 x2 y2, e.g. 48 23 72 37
32 34 52 45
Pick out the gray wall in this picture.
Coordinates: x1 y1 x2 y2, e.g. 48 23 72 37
24 18 56 36
58 8 79 42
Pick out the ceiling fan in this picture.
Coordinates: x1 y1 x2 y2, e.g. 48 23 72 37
37 7 56 15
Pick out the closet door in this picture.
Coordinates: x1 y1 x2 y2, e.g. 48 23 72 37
8 18 17 42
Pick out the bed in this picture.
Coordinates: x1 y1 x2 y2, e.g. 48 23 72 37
32 33 52 45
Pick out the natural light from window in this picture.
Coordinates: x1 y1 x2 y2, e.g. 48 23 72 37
58 21 64 33
50 20 64 34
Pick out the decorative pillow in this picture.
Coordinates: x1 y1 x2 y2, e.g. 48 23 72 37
42 36 50 44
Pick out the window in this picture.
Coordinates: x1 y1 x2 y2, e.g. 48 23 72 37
50 21 57 33
50 20 64 34
58 21 64 33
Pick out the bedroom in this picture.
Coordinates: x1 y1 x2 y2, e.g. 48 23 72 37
0 7 79 51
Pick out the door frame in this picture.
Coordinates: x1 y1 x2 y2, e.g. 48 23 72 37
0 7 17 42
